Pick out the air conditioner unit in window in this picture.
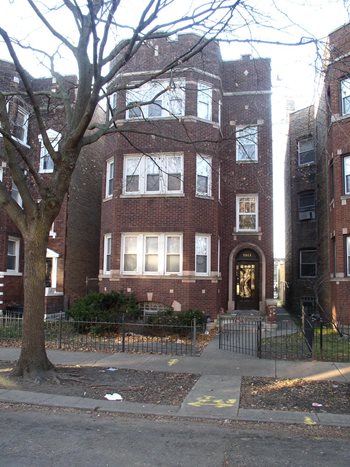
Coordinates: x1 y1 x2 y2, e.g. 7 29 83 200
299 210 315 220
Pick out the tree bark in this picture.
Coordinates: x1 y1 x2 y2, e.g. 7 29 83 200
12 226 54 377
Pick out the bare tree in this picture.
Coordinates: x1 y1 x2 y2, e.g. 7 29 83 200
0 0 320 378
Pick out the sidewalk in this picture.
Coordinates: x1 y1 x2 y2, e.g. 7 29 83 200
1 337 350 427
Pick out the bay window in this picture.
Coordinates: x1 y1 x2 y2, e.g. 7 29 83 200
195 234 210 275
122 233 182 275
197 82 212 121
196 155 212 196
123 154 183 195
126 79 185 119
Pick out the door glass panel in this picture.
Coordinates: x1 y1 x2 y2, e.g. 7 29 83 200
236 264 256 298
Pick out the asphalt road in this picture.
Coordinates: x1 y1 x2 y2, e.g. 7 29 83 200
0 407 349 466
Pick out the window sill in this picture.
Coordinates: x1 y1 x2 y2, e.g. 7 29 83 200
39 170 54 174
195 194 213 200
2 271 22 276
120 193 185 198
103 196 113 202
236 160 258 164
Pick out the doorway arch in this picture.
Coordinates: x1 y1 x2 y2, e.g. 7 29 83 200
227 243 266 311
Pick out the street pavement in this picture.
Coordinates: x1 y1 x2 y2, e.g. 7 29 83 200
1 331 350 427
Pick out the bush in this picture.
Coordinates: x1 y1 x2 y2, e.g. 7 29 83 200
147 308 205 327
67 291 141 323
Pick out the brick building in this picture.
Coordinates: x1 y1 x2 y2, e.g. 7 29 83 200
285 22 350 324
99 34 274 318
285 106 319 315
0 60 103 316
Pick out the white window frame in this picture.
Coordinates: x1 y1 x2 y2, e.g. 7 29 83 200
341 77 350 116
236 195 258 232
195 234 211 276
299 250 317 278
123 154 183 196
13 106 29 145
236 126 258 162
0 166 3 182
105 158 114 198
39 129 60 173
197 81 212 121
126 79 185 119
7 236 20 273
103 233 112 274
298 138 315 166
346 237 350 277
11 181 22 207
344 155 350 195
196 155 212 197
121 233 183 276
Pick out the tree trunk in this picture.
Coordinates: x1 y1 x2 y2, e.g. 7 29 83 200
12 226 54 377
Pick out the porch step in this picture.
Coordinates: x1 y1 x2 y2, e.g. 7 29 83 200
231 309 263 319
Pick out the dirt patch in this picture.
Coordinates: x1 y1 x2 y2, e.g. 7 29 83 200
240 376 350 414
0 362 199 406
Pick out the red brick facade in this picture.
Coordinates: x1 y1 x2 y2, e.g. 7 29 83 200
0 60 103 315
286 23 350 324
99 35 274 318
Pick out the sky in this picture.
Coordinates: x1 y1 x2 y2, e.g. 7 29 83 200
1 0 350 258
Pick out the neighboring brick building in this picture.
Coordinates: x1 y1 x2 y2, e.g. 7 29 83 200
0 59 103 316
99 34 274 318
285 106 319 316
285 22 350 324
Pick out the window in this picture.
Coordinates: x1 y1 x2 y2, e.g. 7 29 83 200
341 77 350 115
300 250 317 278
11 181 22 207
298 191 315 220
298 138 315 165
0 166 3 182
39 129 60 173
103 234 112 274
195 234 210 275
346 237 350 277
196 155 212 196
105 158 114 198
197 82 212 121
236 126 258 162
344 155 350 195
12 106 29 144
123 154 183 195
7 237 20 273
121 233 182 275
126 79 185 119
236 195 258 232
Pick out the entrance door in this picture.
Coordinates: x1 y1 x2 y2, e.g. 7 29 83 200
235 249 259 310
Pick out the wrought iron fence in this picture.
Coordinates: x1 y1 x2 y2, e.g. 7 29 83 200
0 316 202 356
219 315 350 362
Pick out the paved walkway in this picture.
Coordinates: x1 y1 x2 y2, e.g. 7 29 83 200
1 333 349 427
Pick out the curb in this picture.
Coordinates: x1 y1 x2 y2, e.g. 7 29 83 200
1 388 350 427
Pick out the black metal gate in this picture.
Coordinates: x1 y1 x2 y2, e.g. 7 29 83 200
219 316 261 357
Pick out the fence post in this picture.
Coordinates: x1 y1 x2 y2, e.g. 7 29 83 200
192 317 197 355
121 313 125 352
58 313 63 349
257 321 262 359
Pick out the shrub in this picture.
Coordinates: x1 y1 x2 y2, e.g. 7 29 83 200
67 291 141 323
147 308 205 327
